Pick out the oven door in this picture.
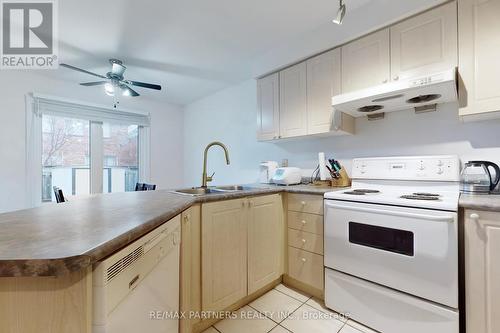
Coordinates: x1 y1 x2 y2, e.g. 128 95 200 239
324 200 458 308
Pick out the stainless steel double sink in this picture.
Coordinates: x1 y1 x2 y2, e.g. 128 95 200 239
173 185 256 196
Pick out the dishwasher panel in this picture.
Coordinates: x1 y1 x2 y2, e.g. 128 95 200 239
93 216 181 333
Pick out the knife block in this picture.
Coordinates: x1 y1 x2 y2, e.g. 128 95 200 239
330 168 351 187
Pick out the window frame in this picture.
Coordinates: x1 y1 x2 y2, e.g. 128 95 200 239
26 93 151 207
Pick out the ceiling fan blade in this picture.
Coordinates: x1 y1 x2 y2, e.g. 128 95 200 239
60 63 107 79
126 80 162 91
121 85 140 97
80 81 108 86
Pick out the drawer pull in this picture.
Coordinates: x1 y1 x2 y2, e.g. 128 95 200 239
302 239 307 243
301 258 307 263
301 220 307 225
301 201 306 206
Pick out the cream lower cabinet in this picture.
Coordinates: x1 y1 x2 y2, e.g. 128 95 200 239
201 194 283 312
285 194 325 299
180 205 202 333
458 0 500 119
464 210 500 333
248 194 284 294
202 198 248 312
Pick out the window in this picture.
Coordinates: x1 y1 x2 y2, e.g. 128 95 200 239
42 115 90 202
27 94 151 206
103 124 139 193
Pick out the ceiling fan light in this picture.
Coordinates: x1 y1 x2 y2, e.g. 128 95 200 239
104 82 115 96
333 0 346 25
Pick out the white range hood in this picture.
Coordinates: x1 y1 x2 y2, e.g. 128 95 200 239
332 69 458 118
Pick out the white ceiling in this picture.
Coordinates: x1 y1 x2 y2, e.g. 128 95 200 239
50 0 446 105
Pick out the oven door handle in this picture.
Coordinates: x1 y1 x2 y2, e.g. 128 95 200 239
325 202 456 222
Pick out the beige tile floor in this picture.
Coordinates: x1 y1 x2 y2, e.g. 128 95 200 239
202 284 379 333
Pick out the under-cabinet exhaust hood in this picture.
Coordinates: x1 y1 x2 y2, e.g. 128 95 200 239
332 69 457 117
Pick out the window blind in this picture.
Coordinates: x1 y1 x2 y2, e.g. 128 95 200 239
33 95 150 126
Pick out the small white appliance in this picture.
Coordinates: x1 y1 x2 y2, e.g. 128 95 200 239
272 167 302 185
324 155 461 333
259 161 279 184
93 216 180 333
332 69 457 117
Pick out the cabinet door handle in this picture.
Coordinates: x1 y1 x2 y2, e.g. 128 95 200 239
393 76 399 81
301 258 307 263
382 79 388 84
183 215 190 224
470 213 480 221
301 239 307 243
301 220 307 225
301 201 306 206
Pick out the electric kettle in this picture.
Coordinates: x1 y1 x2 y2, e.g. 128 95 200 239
460 161 500 194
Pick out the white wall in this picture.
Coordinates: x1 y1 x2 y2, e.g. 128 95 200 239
183 79 500 187
0 71 184 213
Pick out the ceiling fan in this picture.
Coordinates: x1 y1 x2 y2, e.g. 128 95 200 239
60 59 162 97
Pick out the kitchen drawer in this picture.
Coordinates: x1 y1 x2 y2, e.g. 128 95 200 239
288 194 324 215
288 228 324 255
288 211 323 235
288 246 324 291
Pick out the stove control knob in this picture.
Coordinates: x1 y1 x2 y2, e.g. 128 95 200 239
437 167 444 175
418 165 425 171
437 160 444 166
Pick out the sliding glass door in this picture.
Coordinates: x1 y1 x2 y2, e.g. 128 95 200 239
41 117 142 202
102 123 139 193
42 115 90 202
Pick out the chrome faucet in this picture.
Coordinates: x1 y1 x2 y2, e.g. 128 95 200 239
201 141 230 188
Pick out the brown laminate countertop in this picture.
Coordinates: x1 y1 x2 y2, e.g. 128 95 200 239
0 184 339 277
459 193 500 212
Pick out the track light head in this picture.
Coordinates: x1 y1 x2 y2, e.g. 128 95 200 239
333 0 346 25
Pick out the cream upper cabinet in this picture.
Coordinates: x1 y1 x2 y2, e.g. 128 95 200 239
306 49 341 135
257 73 280 141
248 194 284 294
279 62 308 138
464 210 500 333
202 198 248 312
341 29 390 93
390 2 457 81
458 0 500 118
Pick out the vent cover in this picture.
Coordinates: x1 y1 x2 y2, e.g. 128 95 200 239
106 246 144 282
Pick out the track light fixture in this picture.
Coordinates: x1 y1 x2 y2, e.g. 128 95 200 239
333 0 346 25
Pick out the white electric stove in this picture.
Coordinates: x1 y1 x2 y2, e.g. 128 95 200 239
324 155 461 333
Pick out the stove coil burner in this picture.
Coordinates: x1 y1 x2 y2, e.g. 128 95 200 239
344 189 381 195
413 192 440 197
344 191 366 195
400 193 441 201
354 189 381 194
